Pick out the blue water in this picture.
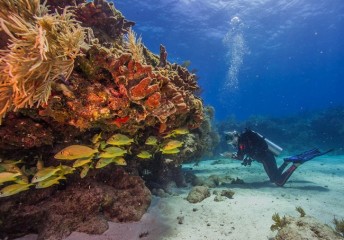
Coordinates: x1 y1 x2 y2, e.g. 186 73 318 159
115 0 344 121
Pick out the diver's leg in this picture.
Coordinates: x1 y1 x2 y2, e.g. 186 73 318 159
274 164 299 187
277 161 289 174
260 152 280 183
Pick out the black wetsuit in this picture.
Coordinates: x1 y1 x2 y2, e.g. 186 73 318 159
236 130 297 186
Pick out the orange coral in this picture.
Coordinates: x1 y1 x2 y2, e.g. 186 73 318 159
145 92 161 110
129 77 159 101
37 43 204 133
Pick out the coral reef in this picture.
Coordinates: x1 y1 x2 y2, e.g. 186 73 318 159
182 106 220 163
0 113 53 150
0 0 206 238
72 0 135 44
0 168 151 240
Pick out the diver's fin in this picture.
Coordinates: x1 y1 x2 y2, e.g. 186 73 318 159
284 148 334 164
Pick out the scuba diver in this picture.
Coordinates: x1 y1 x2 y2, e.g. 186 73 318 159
223 129 333 186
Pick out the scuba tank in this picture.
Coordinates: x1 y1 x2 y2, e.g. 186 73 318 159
254 131 283 156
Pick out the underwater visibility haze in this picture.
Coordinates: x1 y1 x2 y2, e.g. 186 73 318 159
116 0 344 120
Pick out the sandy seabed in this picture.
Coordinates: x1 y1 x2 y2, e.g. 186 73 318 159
18 155 344 240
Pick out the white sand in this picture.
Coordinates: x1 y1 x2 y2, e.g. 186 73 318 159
17 155 344 240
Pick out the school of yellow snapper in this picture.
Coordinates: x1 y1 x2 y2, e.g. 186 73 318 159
0 128 189 197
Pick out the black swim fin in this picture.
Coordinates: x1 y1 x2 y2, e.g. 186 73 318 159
284 148 334 164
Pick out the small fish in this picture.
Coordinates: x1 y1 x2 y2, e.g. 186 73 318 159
137 151 152 159
99 146 127 158
99 141 107 150
0 160 22 173
73 157 93 168
96 157 127 168
161 148 180 155
36 175 66 189
54 145 98 160
91 132 102 144
2 160 23 164
163 127 190 138
80 164 90 178
145 136 158 146
60 165 75 175
106 134 134 146
0 183 33 197
93 140 107 151
113 157 127 166
172 127 189 135
96 158 115 169
0 172 22 184
31 166 62 183
36 159 44 171
161 140 183 151
15 175 29 184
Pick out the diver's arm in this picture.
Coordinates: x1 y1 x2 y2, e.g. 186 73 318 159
220 151 243 160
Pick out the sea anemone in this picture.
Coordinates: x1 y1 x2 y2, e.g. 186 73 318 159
0 0 87 123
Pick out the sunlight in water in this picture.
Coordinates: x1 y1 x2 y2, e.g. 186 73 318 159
223 16 249 91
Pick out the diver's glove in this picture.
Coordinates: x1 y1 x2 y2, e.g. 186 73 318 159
241 156 253 166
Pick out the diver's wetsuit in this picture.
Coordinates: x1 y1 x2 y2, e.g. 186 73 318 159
235 130 296 186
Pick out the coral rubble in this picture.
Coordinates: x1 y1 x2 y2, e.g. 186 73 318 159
186 186 210 203
273 215 343 240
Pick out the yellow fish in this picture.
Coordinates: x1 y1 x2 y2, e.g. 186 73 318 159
0 183 33 197
94 141 107 151
161 140 183 151
163 127 189 138
161 148 180 154
106 134 134 146
91 132 102 144
0 160 22 173
113 157 127 166
99 146 127 158
145 136 158 146
60 165 75 175
54 145 98 160
15 175 29 185
73 157 93 168
0 172 22 184
172 127 189 135
80 164 90 178
137 151 152 159
36 175 66 189
31 166 62 183
96 158 115 169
